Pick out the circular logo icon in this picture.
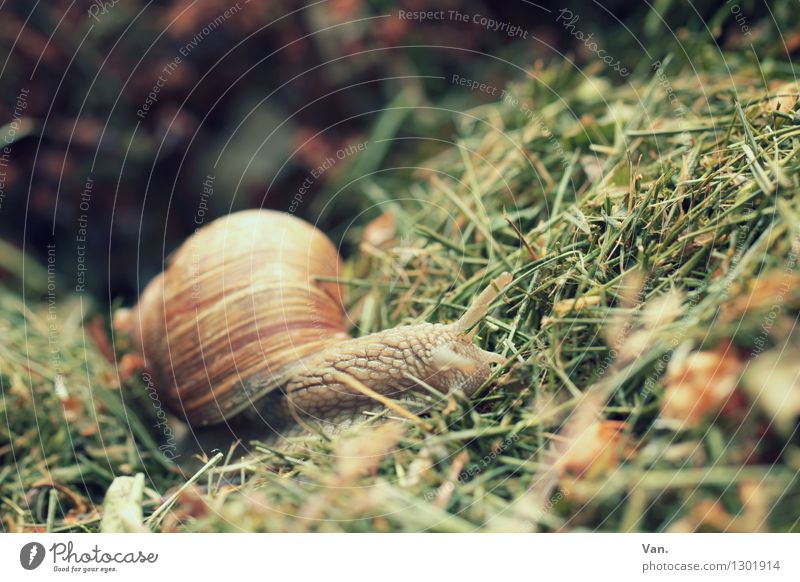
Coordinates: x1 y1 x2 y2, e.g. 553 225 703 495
20 542 46 570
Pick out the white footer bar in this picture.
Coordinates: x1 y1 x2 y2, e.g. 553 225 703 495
1 533 797 581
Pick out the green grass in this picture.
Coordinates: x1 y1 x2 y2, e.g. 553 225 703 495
2 53 800 532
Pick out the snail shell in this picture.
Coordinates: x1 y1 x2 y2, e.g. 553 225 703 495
127 210 348 426
124 209 510 428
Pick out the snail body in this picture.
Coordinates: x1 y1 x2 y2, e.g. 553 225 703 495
123 209 509 428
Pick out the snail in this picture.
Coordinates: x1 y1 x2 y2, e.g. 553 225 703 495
119 209 511 431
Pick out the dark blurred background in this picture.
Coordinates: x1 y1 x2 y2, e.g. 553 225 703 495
0 0 794 303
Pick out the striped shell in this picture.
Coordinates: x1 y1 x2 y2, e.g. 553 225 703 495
127 210 348 426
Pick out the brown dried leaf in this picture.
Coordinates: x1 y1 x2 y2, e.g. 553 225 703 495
551 295 600 316
360 212 396 251
743 347 800 435
641 289 683 330
722 271 800 320
661 345 742 428
555 420 628 480
334 422 405 483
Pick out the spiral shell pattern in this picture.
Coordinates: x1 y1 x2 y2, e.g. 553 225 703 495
128 210 348 426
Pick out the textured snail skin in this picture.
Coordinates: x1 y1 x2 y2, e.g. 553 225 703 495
217 322 504 428
124 209 510 428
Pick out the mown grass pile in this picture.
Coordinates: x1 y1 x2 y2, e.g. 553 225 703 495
2 54 800 532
